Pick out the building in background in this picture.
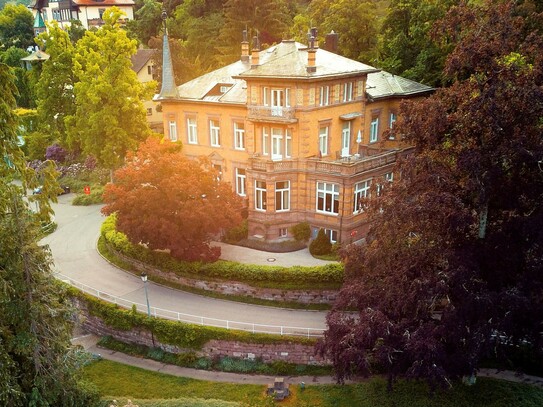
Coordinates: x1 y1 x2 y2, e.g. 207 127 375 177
156 31 432 244
29 0 134 33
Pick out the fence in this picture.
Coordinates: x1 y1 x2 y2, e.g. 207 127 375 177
59 274 325 338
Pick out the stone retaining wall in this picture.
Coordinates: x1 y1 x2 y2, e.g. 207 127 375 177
109 247 338 305
78 304 328 365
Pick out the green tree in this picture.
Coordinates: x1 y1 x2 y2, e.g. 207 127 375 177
377 0 458 87
0 46 34 107
0 62 99 406
126 0 162 45
0 4 34 50
66 7 155 179
35 21 76 143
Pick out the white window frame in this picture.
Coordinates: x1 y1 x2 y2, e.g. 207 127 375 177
187 117 198 144
341 121 351 157
316 181 340 215
353 179 371 214
262 127 269 155
325 229 338 244
319 125 329 156
168 120 177 142
343 82 353 102
235 168 246 196
275 181 290 212
210 119 220 147
389 112 397 139
234 122 245 150
319 85 329 106
255 181 267 211
271 128 283 160
279 227 288 238
370 117 379 143
285 129 292 158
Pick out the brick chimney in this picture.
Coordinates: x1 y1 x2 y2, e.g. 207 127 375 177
241 29 250 63
324 30 339 53
251 35 260 68
307 27 317 74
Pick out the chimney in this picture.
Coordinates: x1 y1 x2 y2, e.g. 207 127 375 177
324 30 339 53
251 35 260 68
307 27 317 74
241 29 250 63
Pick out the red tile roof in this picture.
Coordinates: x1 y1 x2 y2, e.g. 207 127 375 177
73 0 135 6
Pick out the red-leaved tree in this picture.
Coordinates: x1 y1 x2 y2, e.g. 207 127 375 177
317 0 543 390
102 137 243 262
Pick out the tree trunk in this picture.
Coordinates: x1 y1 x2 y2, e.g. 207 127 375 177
478 202 488 239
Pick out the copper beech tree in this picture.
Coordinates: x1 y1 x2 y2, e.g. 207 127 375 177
318 0 543 390
102 138 243 262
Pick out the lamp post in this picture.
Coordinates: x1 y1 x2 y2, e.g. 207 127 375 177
140 272 155 346
141 272 151 317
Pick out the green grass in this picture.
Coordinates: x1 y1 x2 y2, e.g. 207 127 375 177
98 237 333 311
83 359 543 407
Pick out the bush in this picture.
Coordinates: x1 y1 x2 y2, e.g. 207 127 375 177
309 229 332 256
291 222 311 242
25 131 54 160
223 219 248 243
72 185 104 205
45 143 68 163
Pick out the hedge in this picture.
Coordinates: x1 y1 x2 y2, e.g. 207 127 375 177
101 215 344 289
70 287 316 350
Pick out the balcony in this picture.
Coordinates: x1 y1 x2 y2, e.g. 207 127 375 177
247 105 297 123
248 149 403 177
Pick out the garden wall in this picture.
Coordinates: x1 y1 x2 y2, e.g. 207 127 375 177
111 249 339 305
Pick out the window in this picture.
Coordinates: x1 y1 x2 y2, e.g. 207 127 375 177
370 117 379 143
271 128 283 160
146 108 152 116
275 181 290 212
319 125 329 156
377 172 393 196
389 112 397 139
316 182 339 215
213 164 222 181
353 180 371 214
255 181 267 211
187 117 198 144
209 119 220 147
168 120 177 141
235 168 246 196
147 65 153 75
285 129 292 158
279 228 288 238
262 128 269 155
385 172 394 182
99 8 105 19
325 229 338 244
234 122 245 150
343 82 353 102
264 87 290 115
341 121 351 157
220 85 230 93
319 86 329 106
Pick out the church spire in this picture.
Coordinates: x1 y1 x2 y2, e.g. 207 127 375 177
157 9 179 100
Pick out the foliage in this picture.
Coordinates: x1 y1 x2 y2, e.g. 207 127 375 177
72 185 105 205
35 21 77 142
107 396 240 407
66 7 154 174
102 137 243 262
223 219 248 243
101 214 344 288
309 228 332 256
45 142 68 162
1 46 34 107
126 0 162 45
71 287 315 349
318 0 543 390
291 221 311 241
0 62 99 406
24 131 53 160
0 4 34 49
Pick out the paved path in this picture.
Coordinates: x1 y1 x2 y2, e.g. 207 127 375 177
42 195 329 333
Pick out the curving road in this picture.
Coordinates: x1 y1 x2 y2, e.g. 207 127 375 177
41 194 328 334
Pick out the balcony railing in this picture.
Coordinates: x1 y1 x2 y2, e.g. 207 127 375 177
249 150 401 176
247 105 297 122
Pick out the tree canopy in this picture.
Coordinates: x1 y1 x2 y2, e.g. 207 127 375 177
318 0 543 389
0 4 34 50
66 7 154 174
0 62 99 406
102 137 244 262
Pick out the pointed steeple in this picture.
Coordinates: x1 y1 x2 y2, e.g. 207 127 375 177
158 9 179 100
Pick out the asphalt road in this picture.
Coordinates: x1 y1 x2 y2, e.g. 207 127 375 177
41 194 328 333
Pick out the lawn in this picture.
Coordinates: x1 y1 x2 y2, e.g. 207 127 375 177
82 359 543 407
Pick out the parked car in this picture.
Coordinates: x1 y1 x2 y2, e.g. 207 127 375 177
33 185 71 195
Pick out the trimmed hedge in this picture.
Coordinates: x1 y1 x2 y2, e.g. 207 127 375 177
101 215 343 289
70 286 316 350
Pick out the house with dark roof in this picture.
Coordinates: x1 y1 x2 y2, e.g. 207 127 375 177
156 32 433 244
29 0 134 32
130 48 162 133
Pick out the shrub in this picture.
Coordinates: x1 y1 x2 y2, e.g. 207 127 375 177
291 222 311 242
72 185 104 205
309 229 332 256
25 131 54 160
223 219 248 243
45 143 68 163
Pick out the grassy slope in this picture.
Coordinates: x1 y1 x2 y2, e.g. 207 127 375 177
83 359 543 407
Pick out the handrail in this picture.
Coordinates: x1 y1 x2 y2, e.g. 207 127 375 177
58 274 325 338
